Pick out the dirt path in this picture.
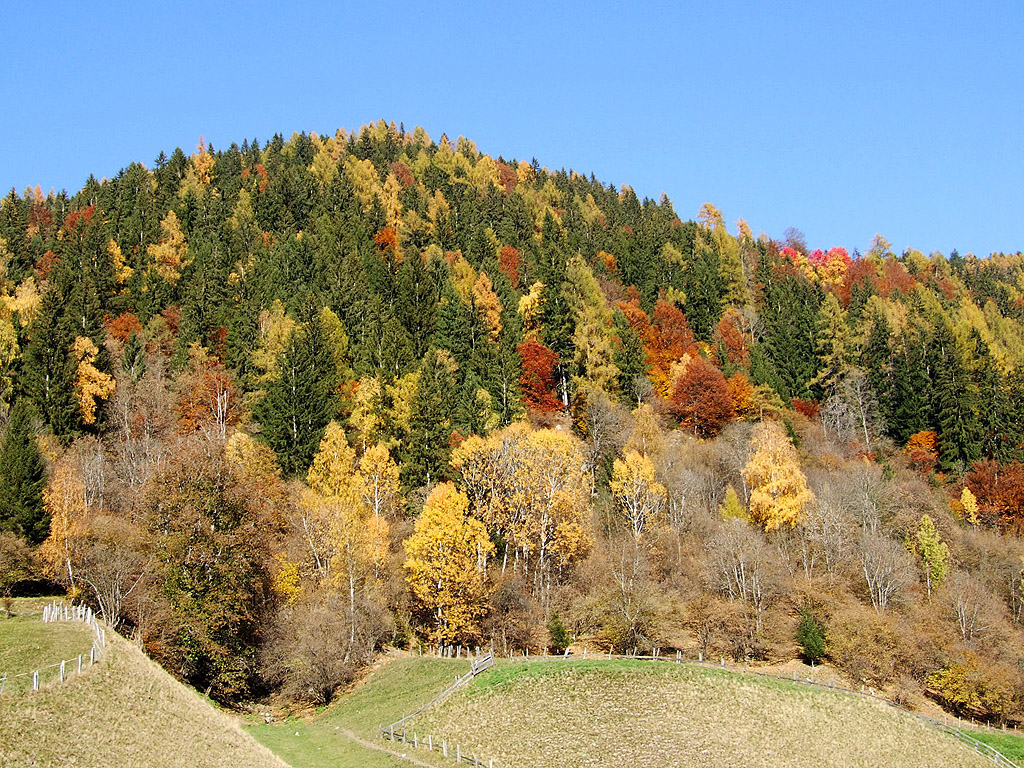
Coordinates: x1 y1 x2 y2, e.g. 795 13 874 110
337 728 440 768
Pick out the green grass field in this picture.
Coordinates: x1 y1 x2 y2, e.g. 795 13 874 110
245 655 469 768
0 600 95 694
971 730 1024 764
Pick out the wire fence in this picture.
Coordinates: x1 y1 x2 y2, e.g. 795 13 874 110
0 601 107 696
379 651 500 767
382 645 1021 768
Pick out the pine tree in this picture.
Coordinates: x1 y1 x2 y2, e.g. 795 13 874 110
0 400 47 543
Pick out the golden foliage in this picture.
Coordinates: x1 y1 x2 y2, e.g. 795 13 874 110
518 281 546 334
473 271 503 340
742 420 814 531
307 421 357 498
147 210 189 285
107 238 133 285
610 450 667 540
403 482 494 643
356 443 401 520
452 424 592 595
960 487 980 526
270 553 302 605
72 336 116 425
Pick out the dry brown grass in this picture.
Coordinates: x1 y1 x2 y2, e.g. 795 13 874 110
0 627 291 768
411 660 993 768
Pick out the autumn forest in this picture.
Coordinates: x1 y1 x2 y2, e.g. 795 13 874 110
2 121 1024 722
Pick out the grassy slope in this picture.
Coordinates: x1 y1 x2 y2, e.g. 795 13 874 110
245 656 470 768
0 607 95 694
973 731 1024 763
407 660 995 768
0 609 290 768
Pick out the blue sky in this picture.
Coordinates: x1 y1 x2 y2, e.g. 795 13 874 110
3 1 1022 257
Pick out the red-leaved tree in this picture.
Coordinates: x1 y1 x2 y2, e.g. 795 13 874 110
517 339 562 411
671 356 733 438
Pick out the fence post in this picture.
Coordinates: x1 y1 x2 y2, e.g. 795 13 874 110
414 733 418 748
457 744 461 762
443 739 447 758
583 647 587 659
60 660 65 682
33 670 39 691
78 655 82 674
428 735 432 751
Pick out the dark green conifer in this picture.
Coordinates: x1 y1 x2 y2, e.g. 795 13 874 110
0 400 47 544
254 307 340 477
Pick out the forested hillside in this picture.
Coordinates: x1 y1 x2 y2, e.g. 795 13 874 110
2 121 1024 721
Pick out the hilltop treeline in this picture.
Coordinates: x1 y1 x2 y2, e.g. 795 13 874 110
1 121 1024 718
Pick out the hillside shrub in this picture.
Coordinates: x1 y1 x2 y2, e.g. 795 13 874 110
796 606 826 663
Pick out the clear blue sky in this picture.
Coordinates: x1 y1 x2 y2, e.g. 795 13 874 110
3 1 1022 257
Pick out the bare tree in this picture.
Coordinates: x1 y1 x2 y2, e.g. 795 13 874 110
946 570 1002 647
857 530 915 612
705 520 784 638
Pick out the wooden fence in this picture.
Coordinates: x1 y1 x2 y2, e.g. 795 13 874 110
379 651 500 767
0 601 107 696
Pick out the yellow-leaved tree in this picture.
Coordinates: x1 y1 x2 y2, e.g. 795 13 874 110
356 444 401 520
452 423 592 601
300 423 390 645
742 420 814 531
960 487 980 526
610 450 666 541
147 210 189 285
72 337 115 426
403 482 494 644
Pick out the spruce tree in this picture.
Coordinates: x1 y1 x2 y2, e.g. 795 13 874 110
400 349 458 489
930 322 980 472
254 308 340 477
612 310 648 403
887 333 931 445
20 288 80 442
0 400 47 544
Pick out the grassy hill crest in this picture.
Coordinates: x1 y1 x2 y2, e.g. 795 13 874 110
0 601 291 768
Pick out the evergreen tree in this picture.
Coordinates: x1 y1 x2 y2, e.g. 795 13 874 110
400 349 458 489
20 288 80 442
862 310 894 428
682 241 726 340
887 332 931 445
613 309 648 403
0 400 47 543
759 272 821 401
930 322 980 472
255 307 340 476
